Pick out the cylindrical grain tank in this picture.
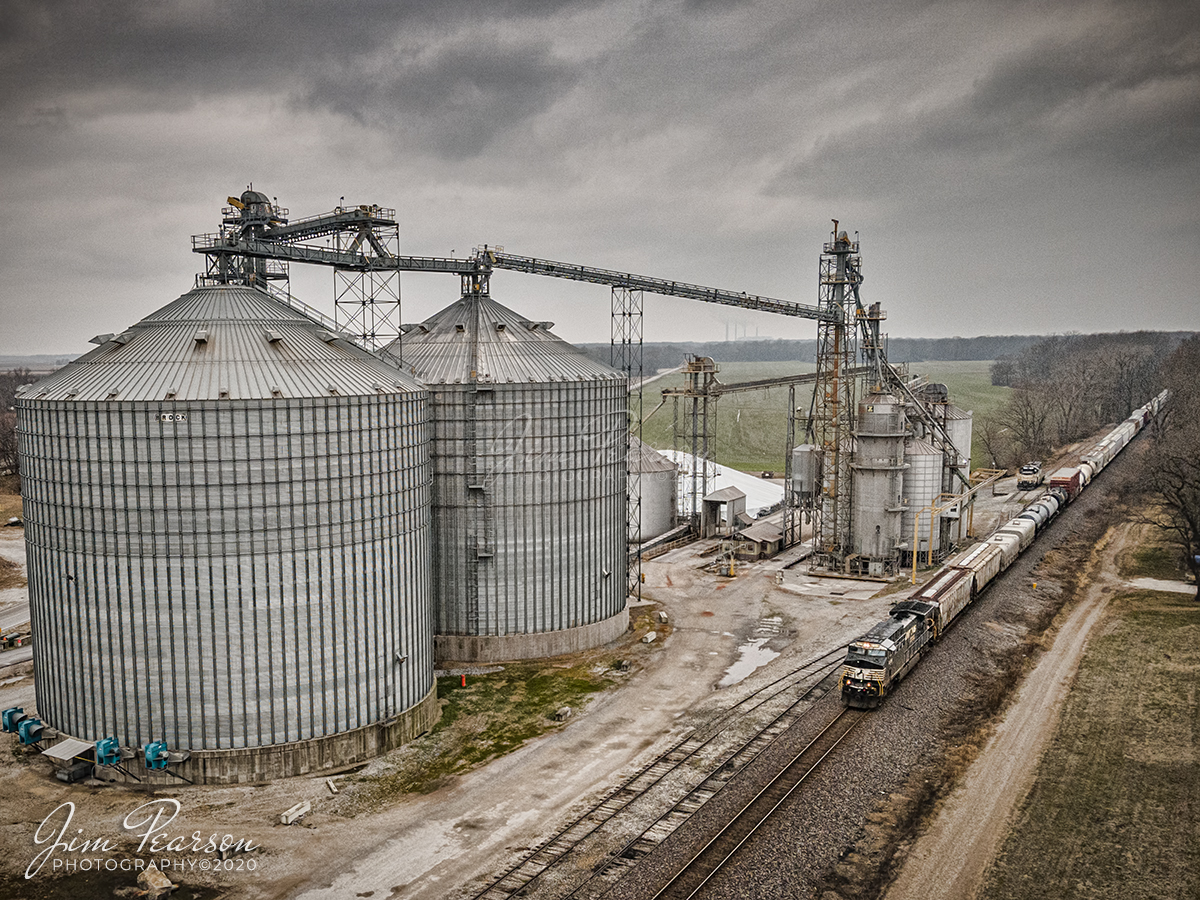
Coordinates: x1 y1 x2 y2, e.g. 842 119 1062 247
851 393 908 568
943 403 973 484
386 291 628 662
15 284 436 783
901 437 942 559
629 435 677 542
791 444 820 500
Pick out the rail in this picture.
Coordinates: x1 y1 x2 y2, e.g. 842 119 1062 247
650 707 864 900
466 647 847 900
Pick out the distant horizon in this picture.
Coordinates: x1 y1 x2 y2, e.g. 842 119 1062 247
5 328 1195 369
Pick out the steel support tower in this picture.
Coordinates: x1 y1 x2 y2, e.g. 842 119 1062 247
670 356 719 531
808 225 863 570
611 285 644 600
332 215 402 351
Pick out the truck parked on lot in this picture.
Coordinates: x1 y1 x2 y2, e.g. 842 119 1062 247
1017 461 1043 490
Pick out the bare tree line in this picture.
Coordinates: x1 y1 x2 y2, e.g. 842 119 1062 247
0 369 33 479
1144 336 1200 598
981 333 1178 467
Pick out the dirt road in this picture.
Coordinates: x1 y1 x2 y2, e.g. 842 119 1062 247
883 523 1134 900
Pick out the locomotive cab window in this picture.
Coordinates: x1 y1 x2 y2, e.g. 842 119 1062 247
846 648 886 668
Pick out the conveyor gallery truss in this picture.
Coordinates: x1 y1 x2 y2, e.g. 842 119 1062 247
193 193 965 578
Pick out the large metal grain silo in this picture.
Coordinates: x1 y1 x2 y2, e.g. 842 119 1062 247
387 291 628 662
901 437 942 560
850 392 908 573
15 283 435 783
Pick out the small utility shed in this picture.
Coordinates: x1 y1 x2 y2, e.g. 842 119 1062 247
42 737 94 783
734 521 784 560
702 486 747 537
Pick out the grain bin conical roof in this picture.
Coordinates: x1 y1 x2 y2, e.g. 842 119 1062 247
387 293 622 384
24 283 421 402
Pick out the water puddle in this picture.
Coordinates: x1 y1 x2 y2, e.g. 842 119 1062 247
717 617 784 688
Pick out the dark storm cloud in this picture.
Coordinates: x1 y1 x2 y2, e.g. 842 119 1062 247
0 0 1197 352
299 38 580 158
768 0 1200 207
0 0 593 149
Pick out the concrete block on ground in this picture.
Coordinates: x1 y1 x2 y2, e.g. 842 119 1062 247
280 800 311 825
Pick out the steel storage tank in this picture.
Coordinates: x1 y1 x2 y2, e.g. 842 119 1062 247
851 393 908 570
15 284 436 784
386 291 628 662
629 435 677 542
791 444 820 501
901 437 942 559
942 403 973 487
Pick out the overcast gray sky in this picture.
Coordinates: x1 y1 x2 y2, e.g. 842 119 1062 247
2 0 1197 356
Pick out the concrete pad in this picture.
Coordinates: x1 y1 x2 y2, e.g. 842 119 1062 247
1126 577 1196 595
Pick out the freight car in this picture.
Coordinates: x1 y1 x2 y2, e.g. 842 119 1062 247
840 389 1168 709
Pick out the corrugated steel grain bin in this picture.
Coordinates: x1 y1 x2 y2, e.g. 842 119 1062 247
629 435 677 542
386 292 628 662
901 437 942 558
15 284 436 783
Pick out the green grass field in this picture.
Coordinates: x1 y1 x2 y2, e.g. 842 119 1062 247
634 359 1010 473
979 588 1200 900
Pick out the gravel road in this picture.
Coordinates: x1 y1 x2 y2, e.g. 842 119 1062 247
883 522 1133 900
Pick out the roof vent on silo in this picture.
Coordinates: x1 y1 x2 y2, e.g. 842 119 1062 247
90 333 115 345
194 329 209 344
219 387 230 399
265 330 283 344
164 389 177 400
270 386 283 398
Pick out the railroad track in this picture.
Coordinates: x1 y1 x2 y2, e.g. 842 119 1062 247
650 707 865 900
466 647 848 900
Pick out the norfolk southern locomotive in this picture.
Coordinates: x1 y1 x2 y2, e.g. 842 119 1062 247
841 390 1167 709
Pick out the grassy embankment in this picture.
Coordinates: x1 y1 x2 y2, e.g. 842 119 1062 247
334 626 663 813
978 529 1199 900
637 359 1008 473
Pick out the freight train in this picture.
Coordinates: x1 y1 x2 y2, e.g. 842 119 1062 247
840 390 1168 709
